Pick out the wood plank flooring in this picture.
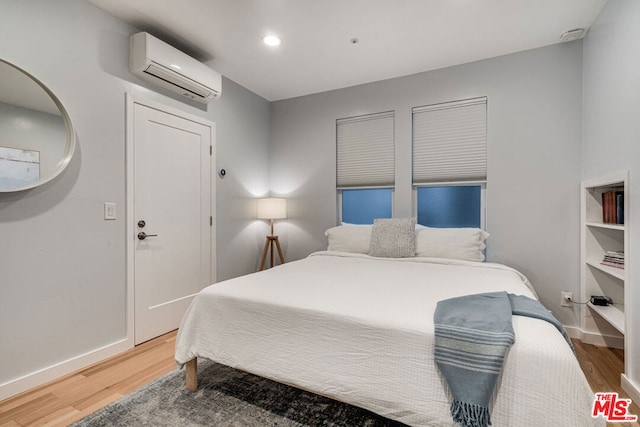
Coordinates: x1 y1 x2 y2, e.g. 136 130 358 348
572 339 640 427
0 332 637 426
0 331 177 427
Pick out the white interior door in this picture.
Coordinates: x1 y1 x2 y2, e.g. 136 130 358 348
133 102 212 345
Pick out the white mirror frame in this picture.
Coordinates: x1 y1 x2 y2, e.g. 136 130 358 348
0 59 76 192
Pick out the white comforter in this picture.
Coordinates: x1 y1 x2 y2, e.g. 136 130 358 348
175 252 602 426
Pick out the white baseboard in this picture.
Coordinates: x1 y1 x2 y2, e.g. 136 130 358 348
566 325 625 349
0 338 132 402
622 374 640 406
578 330 625 349
564 325 582 340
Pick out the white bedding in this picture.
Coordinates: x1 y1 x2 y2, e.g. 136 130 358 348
175 251 602 426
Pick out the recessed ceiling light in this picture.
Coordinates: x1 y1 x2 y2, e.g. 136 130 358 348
263 35 281 47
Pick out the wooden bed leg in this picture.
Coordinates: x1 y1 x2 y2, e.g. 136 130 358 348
186 358 198 391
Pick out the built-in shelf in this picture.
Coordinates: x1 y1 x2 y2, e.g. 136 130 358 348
581 170 628 356
586 222 625 231
586 259 625 281
587 302 625 334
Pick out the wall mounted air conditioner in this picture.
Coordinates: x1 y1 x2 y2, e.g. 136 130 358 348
129 32 221 103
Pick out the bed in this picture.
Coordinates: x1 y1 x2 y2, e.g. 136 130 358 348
175 223 602 426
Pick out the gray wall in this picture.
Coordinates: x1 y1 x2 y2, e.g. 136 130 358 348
582 0 640 392
271 42 584 326
0 0 270 389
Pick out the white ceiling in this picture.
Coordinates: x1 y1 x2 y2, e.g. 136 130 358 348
88 0 608 102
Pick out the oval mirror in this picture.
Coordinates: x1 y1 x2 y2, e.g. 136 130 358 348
0 59 75 192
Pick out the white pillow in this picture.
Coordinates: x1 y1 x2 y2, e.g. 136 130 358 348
369 218 416 258
415 227 489 261
325 225 372 254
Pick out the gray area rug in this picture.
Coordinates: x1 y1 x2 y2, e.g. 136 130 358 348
70 359 407 426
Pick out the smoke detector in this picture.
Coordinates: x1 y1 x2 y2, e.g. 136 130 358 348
560 28 586 43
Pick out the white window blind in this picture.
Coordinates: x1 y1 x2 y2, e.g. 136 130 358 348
412 97 487 184
337 111 394 188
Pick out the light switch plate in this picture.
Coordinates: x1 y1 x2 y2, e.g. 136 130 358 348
104 202 116 220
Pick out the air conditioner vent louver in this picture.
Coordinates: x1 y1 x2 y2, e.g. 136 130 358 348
144 63 213 99
129 32 221 103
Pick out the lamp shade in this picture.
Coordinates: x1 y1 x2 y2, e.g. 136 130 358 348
257 197 287 220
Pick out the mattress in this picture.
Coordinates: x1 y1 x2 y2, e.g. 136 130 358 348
175 251 602 426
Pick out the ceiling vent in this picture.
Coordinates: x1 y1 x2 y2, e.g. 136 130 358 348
129 32 221 103
560 28 586 43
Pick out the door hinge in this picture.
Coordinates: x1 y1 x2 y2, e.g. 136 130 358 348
210 145 212 156
210 216 213 226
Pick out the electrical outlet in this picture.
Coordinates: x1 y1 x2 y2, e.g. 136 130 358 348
561 291 573 307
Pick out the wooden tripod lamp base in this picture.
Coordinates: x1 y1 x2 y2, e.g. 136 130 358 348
259 234 285 270
256 197 287 271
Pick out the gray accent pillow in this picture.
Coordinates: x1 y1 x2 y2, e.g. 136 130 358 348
369 218 416 258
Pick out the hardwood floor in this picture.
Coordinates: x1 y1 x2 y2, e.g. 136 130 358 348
572 339 640 427
0 331 177 427
0 333 637 426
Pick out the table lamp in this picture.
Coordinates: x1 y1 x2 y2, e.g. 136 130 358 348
257 197 287 270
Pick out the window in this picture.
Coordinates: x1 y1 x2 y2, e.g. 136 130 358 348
341 188 392 224
417 185 481 227
337 111 394 224
412 97 487 228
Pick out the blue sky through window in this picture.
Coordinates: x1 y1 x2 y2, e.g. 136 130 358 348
342 188 392 224
417 186 481 228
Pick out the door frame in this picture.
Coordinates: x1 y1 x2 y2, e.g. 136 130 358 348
125 93 216 347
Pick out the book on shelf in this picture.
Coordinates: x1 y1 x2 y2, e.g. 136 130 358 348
602 191 611 223
601 261 624 269
601 250 624 269
602 191 624 224
617 191 624 224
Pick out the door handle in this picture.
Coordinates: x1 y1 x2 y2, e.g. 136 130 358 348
138 231 158 240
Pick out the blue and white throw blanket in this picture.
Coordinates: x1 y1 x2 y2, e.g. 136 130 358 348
434 291 573 427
